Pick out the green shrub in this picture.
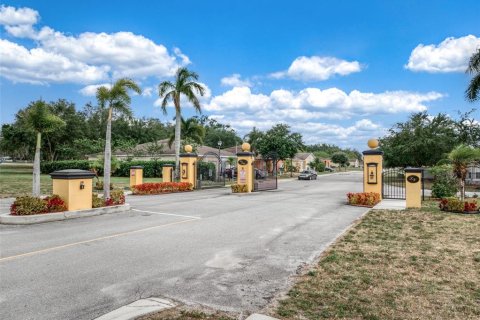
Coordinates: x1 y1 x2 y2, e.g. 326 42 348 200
92 193 104 208
106 189 125 206
114 160 175 178
430 165 458 198
94 180 113 191
439 197 464 212
197 162 217 181
10 196 48 215
231 184 248 193
41 160 93 174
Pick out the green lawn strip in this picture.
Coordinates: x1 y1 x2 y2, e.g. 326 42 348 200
275 205 480 319
0 164 161 198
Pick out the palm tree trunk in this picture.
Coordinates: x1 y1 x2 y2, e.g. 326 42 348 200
174 106 182 180
32 132 41 197
103 107 112 199
460 179 465 201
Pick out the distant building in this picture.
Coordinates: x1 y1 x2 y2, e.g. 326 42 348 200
292 153 315 171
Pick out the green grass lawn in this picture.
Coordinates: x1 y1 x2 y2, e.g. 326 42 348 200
0 163 161 198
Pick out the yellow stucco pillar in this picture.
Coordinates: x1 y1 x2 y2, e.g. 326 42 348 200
405 168 423 208
362 139 383 199
129 166 143 188
179 145 197 188
50 169 96 211
162 164 174 183
236 142 255 192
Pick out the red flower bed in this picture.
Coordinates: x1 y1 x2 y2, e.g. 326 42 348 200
440 197 478 213
132 182 193 195
10 195 67 215
347 192 381 207
105 189 125 206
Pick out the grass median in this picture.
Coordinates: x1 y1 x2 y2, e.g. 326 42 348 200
274 201 480 319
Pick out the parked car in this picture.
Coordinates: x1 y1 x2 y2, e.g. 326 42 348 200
325 167 335 172
298 170 317 180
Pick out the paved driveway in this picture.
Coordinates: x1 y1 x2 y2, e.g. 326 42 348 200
0 172 366 320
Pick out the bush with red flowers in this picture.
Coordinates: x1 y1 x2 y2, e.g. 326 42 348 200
347 192 381 207
131 182 193 195
105 189 125 206
10 194 66 215
439 197 478 213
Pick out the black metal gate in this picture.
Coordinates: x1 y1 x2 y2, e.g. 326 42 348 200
253 152 278 191
196 152 225 189
382 168 406 199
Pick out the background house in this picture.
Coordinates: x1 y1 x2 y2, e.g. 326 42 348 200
292 153 315 171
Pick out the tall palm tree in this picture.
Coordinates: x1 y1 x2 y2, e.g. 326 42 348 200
168 117 205 148
448 144 480 200
466 48 480 102
158 68 206 178
96 78 141 199
23 100 65 196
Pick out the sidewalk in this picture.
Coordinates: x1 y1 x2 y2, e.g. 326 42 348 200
374 199 406 210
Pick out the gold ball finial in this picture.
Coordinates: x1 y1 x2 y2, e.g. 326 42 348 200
367 139 379 149
241 142 251 152
184 145 193 153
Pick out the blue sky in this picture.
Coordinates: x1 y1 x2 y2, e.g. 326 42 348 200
1 0 479 150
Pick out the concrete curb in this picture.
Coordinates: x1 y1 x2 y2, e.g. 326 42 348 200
0 204 130 225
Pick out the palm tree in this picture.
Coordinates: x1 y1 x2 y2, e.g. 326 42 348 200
96 78 141 199
158 68 206 178
23 100 65 196
448 145 480 200
168 117 205 148
466 48 480 102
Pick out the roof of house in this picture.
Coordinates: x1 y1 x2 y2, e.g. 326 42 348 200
112 139 235 157
293 152 314 161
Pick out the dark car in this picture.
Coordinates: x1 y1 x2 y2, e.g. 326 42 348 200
298 170 317 180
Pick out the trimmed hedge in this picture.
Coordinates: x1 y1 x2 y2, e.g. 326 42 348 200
347 192 381 207
40 160 175 178
114 160 175 178
41 160 92 174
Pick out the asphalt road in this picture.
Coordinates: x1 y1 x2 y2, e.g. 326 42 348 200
0 172 366 320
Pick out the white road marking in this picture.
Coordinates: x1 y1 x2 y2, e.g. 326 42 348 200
131 209 201 220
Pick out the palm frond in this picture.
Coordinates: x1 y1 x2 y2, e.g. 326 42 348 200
465 73 480 102
466 49 480 74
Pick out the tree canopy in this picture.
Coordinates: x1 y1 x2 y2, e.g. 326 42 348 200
253 124 304 160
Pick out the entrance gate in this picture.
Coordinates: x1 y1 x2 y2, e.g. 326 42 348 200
196 152 225 189
382 168 406 199
253 152 278 191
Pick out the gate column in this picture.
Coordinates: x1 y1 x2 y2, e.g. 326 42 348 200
405 168 423 208
179 145 197 188
362 139 383 199
237 142 255 193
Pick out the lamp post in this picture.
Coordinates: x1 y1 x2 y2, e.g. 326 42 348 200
218 140 222 181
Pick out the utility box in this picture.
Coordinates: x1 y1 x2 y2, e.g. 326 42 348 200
50 169 96 211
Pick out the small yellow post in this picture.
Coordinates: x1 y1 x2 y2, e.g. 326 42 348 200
50 169 96 211
236 142 255 192
129 166 143 188
162 164 174 183
405 168 423 208
179 145 197 188
362 139 383 199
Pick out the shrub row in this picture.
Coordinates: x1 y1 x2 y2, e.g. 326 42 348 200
40 160 175 178
439 197 478 213
114 160 175 178
10 195 67 215
41 160 92 174
131 182 193 195
347 192 381 207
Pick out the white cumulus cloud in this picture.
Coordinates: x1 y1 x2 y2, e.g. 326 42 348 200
221 74 252 87
406 35 480 73
0 5 189 85
0 39 108 85
271 56 362 81
0 5 38 26
79 83 112 96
